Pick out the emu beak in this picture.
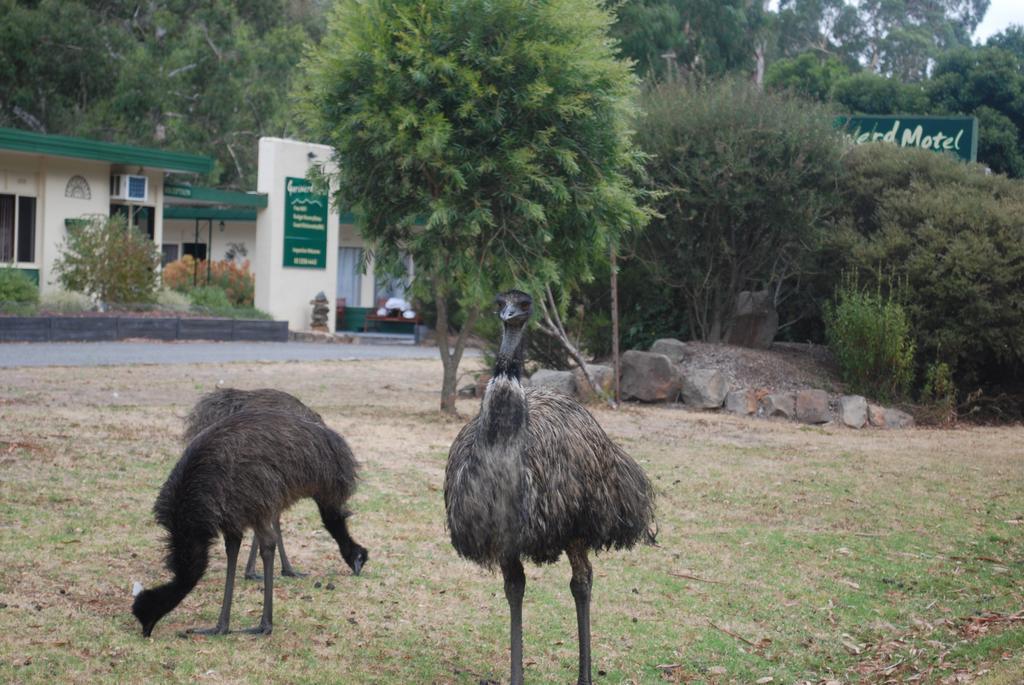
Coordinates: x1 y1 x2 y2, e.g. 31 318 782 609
351 557 364 576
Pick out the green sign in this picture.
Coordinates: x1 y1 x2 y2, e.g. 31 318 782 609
283 176 327 269
834 115 978 162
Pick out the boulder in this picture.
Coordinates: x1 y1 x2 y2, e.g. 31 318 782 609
795 389 831 424
883 407 915 429
620 350 681 402
457 383 477 398
726 290 779 349
527 369 576 397
680 368 728 409
868 403 886 427
650 338 688 364
573 364 614 404
760 392 795 419
724 389 758 415
838 395 868 428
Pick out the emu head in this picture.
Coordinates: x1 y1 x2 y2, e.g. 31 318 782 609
496 290 532 328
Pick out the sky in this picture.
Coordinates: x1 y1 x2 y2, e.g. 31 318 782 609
974 0 1024 43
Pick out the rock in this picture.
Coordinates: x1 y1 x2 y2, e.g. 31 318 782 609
868 403 886 427
457 383 477 398
724 389 757 415
839 395 868 428
795 389 831 424
726 290 779 349
527 369 576 397
620 350 681 402
650 338 688 364
883 407 915 429
759 392 795 419
573 364 614 404
680 368 728 409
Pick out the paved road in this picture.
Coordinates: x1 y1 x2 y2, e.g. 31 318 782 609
0 341 455 367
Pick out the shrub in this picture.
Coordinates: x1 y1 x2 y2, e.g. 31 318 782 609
0 266 39 314
918 361 957 425
162 256 255 306
824 279 916 403
155 288 190 313
188 285 233 313
53 214 160 305
829 144 1024 398
39 288 92 313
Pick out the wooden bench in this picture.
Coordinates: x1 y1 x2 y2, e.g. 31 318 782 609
363 312 422 342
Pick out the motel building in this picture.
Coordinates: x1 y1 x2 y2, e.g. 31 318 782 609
0 128 410 334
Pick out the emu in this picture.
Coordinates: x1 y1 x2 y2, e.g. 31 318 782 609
133 409 362 637
444 290 655 685
183 388 367 579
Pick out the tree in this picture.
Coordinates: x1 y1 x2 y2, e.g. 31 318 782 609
299 0 648 412
832 72 929 113
53 215 161 305
633 79 842 342
765 52 852 100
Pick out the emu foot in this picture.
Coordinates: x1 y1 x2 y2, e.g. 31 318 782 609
183 625 230 636
280 567 307 578
239 623 273 636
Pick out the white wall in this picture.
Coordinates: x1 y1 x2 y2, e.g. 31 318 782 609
163 219 257 262
255 137 339 331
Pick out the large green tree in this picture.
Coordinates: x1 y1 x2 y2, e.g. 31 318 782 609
299 0 648 412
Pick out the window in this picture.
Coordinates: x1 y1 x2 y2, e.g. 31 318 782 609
0 193 36 263
110 203 154 240
161 244 179 266
337 247 363 307
182 242 207 260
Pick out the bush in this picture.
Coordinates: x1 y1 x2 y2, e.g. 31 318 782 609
39 288 92 313
188 285 233 312
829 144 1024 398
0 266 39 314
162 256 255 306
824 279 916 403
53 215 160 305
918 361 957 425
632 79 842 342
155 288 191 313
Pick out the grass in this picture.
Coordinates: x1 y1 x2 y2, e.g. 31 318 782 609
0 358 1021 684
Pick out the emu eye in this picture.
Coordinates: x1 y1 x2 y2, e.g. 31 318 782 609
519 301 530 310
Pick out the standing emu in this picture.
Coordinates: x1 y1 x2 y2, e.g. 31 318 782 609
133 409 363 637
444 290 655 685
183 388 367 579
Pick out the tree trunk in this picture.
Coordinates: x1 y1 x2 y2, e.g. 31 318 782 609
536 286 612 407
434 286 479 414
610 244 621 407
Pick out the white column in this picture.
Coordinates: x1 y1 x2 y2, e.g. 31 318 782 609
255 137 339 331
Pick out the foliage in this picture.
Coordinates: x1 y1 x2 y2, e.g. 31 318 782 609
765 53 852 100
830 144 1024 396
824 277 916 402
918 361 957 425
611 0 769 80
187 285 271 319
162 256 255 306
299 0 648 411
0 265 39 314
0 0 326 188
632 79 842 342
39 288 92 314
927 46 1024 177
155 288 191 313
831 71 930 114
53 215 160 305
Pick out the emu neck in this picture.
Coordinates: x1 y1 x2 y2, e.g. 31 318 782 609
494 323 526 381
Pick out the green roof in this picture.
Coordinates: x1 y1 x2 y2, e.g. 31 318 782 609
164 183 267 208
0 127 213 174
163 206 258 221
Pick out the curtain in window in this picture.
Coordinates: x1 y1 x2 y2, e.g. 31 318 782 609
0 195 13 262
337 247 363 307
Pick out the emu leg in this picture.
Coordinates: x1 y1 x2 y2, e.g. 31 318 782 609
243 536 260 580
274 517 304 577
241 531 275 635
189 533 241 635
501 559 526 685
568 541 594 685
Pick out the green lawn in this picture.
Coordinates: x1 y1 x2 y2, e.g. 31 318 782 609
0 358 1021 683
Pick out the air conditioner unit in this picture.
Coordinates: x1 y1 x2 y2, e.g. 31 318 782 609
110 174 148 202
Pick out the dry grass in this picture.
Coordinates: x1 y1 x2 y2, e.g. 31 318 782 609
0 357 1021 684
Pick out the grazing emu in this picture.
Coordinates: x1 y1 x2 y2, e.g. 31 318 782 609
444 290 655 685
133 409 362 637
183 388 367 579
